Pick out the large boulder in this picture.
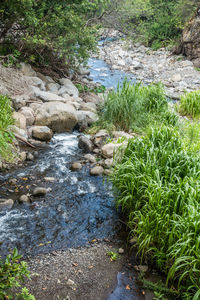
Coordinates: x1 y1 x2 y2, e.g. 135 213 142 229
35 101 78 132
59 78 79 97
76 111 98 127
32 126 53 141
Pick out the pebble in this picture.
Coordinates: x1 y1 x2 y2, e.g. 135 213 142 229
90 166 104 176
70 162 82 171
19 195 29 203
26 153 34 161
118 248 124 254
33 187 48 196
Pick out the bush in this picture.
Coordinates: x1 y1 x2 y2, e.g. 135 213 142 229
0 248 35 299
178 90 200 118
111 126 200 299
0 94 14 160
98 79 178 133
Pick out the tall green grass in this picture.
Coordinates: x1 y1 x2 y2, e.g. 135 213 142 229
0 94 14 160
178 90 200 118
98 80 178 133
111 126 200 299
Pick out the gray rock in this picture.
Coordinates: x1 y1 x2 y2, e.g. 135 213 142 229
20 151 27 162
26 153 34 161
101 143 123 158
12 95 29 110
28 76 46 91
118 248 124 254
13 112 27 130
9 125 28 140
90 166 104 176
46 83 60 94
0 199 14 210
32 126 53 141
76 111 98 127
78 136 93 153
36 91 67 102
80 102 97 113
35 102 78 133
33 187 48 196
44 177 55 182
78 66 90 76
20 63 37 77
19 107 35 126
104 158 113 168
59 78 79 97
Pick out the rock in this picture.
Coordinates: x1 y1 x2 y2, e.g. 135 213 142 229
80 102 97 113
93 130 109 147
101 143 123 158
46 83 60 93
70 162 82 171
12 95 29 110
90 166 104 176
84 154 96 163
44 177 55 182
172 74 181 82
59 78 79 97
9 178 17 185
26 153 34 161
28 76 46 90
20 63 37 77
78 136 93 153
13 112 27 130
118 248 124 254
32 126 53 141
93 148 100 154
134 265 148 273
19 107 35 126
84 93 104 106
35 102 78 133
104 169 112 176
78 66 90 75
36 91 67 102
20 151 27 162
36 72 55 84
29 102 42 111
131 60 143 70
9 125 28 140
76 111 98 127
66 279 76 288
19 195 29 203
0 199 14 210
33 187 48 196
104 158 113 168
112 131 133 139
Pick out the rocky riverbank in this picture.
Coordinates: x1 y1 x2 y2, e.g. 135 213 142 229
97 30 200 100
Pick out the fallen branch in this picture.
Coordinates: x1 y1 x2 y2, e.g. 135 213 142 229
14 134 36 149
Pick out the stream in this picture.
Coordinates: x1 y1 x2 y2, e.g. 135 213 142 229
0 40 152 299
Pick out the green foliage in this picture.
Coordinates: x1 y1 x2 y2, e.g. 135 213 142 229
111 126 200 299
97 79 178 133
0 95 14 160
75 83 106 94
107 251 119 261
0 248 35 300
178 90 200 118
0 0 108 68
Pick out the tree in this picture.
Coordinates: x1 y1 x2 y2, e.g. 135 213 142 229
0 0 109 69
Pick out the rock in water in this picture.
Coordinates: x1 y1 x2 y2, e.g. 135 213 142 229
78 136 93 153
33 187 48 196
90 166 104 176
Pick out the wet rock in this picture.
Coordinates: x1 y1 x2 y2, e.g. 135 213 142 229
32 126 53 142
70 162 82 171
59 78 79 98
90 166 104 176
19 107 35 126
19 195 29 203
78 136 93 153
118 248 124 254
84 154 96 163
0 199 14 210
35 102 78 133
13 112 27 130
26 153 34 161
33 187 48 196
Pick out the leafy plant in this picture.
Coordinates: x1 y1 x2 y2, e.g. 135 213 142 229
0 248 35 299
0 94 15 160
111 125 200 298
75 83 106 94
107 251 119 261
178 90 200 118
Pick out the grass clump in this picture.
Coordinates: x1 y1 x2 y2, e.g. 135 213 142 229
111 126 200 299
0 94 14 161
178 90 200 118
98 79 178 133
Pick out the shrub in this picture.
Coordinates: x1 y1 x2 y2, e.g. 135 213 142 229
111 126 200 299
0 248 35 299
0 94 14 160
178 90 200 118
98 79 177 133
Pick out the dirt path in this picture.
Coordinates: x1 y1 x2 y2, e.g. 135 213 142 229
24 240 153 300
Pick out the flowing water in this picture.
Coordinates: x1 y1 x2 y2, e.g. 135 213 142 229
0 40 152 299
